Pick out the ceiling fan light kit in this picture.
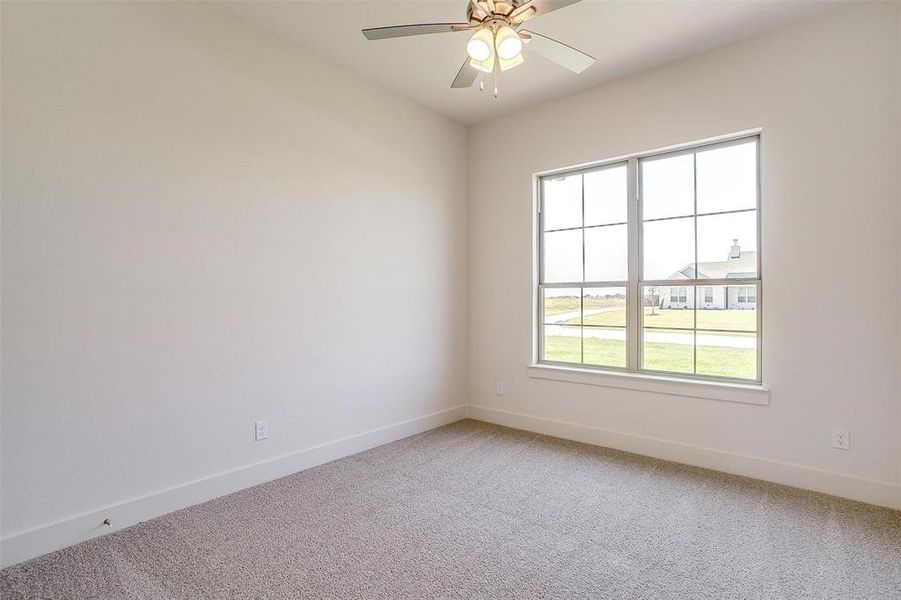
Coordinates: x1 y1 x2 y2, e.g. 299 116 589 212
362 0 594 97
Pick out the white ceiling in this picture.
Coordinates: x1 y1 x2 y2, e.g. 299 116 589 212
218 1 832 125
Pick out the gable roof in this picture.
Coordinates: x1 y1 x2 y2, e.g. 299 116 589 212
667 251 757 280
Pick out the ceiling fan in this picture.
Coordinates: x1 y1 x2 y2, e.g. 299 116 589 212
362 0 594 97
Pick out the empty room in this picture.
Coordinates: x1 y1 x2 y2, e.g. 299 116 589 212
1 0 900 597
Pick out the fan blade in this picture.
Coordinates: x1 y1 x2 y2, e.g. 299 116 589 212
451 58 479 88
510 0 581 23
521 30 594 73
469 0 490 20
362 23 471 40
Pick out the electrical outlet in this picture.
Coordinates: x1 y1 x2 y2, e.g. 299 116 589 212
495 381 505 396
831 427 849 450
254 420 269 441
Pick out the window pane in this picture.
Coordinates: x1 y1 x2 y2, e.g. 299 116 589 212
543 325 581 363
731 285 758 309
583 287 626 327
696 140 757 215
583 328 626 368
642 217 694 280
642 329 694 374
583 286 627 369
542 288 581 325
697 332 757 380
585 224 627 281
641 154 694 220
543 174 582 231
696 285 757 332
643 286 694 329
696 211 757 277
543 229 582 283
584 165 627 226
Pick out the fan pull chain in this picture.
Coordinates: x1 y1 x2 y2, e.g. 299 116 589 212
494 68 498 98
479 71 484 92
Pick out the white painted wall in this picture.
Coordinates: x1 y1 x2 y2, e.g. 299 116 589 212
895 3 901 499
0 2 467 564
468 4 901 507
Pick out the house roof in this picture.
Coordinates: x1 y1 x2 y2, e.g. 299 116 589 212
668 251 757 280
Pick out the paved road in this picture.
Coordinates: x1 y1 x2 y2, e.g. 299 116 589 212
544 323 755 349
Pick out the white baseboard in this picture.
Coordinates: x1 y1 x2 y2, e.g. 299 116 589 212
5 403 897 569
0 405 467 569
466 404 901 511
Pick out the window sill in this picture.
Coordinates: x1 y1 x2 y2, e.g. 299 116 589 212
526 364 769 406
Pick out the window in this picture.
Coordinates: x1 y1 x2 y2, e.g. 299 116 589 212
736 286 756 304
669 287 687 304
537 134 760 382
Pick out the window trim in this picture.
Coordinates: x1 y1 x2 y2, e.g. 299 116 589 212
534 130 763 388
526 363 769 405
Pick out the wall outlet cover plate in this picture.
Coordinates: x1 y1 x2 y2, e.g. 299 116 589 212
831 427 849 450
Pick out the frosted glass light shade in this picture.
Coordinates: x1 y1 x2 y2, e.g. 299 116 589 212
466 29 494 62
498 52 524 71
495 26 522 60
469 57 494 73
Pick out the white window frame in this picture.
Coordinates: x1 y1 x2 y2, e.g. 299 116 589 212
535 132 762 386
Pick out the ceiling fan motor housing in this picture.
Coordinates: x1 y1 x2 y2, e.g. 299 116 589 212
467 1 528 27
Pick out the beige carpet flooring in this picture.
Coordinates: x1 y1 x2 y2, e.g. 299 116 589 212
2 419 900 599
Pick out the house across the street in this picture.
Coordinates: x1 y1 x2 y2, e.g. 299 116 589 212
659 239 757 310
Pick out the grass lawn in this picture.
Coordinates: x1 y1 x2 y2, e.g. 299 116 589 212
565 308 756 331
543 334 627 367
543 335 756 380
543 296 580 317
